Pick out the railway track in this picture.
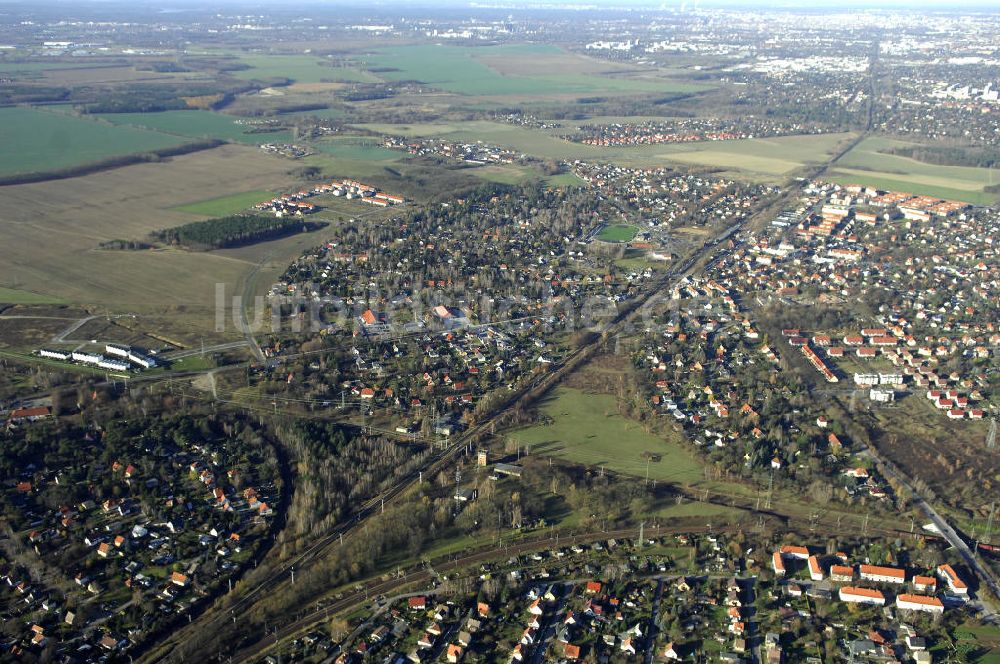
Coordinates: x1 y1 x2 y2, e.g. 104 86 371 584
231 511 944 664
226 524 715 664
139 210 742 664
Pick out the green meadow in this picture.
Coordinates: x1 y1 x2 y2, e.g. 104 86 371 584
283 107 347 120
313 137 401 162
0 60 104 76
233 54 378 83
0 286 67 305
173 190 277 217
0 107 188 176
829 136 999 204
97 110 293 145
509 387 706 485
366 44 707 97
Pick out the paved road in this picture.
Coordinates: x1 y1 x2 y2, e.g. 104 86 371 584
50 315 97 343
163 341 250 360
643 578 664 664
743 578 758 664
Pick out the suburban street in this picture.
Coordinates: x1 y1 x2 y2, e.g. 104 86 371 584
858 445 1000 621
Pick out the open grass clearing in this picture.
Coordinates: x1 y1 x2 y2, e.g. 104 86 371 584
649 499 745 520
547 171 587 187
653 132 859 176
365 44 708 98
313 137 401 162
39 65 203 86
829 135 999 204
658 150 801 176
283 81 348 92
173 189 277 217
475 45 650 77
0 287 67 305
615 255 672 272
233 54 379 83
303 154 406 184
0 106 188 177
281 107 346 120
827 169 997 205
509 387 708 486
0 60 106 75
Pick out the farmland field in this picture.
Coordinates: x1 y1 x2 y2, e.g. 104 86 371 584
0 286 67 305
42 65 200 86
283 107 346 120
233 54 378 83
173 189 277 217
0 60 110 76
366 44 708 98
509 387 707 485
654 132 859 176
97 110 293 145
0 107 188 177
828 136 999 204
0 145 300 340
313 137 401 162
0 58 209 85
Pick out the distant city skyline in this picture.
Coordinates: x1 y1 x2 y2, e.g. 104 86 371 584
4 0 1000 10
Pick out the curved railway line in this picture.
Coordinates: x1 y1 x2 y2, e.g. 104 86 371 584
138 205 745 664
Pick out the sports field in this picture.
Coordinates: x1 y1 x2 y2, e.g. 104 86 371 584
597 224 638 242
0 107 188 177
173 189 276 217
233 54 378 83
828 136 999 205
97 110 293 145
509 388 706 485
366 44 707 97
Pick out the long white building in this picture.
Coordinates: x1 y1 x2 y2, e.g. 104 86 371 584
896 594 944 614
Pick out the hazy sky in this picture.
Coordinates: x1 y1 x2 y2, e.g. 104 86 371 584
5 0 1000 10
